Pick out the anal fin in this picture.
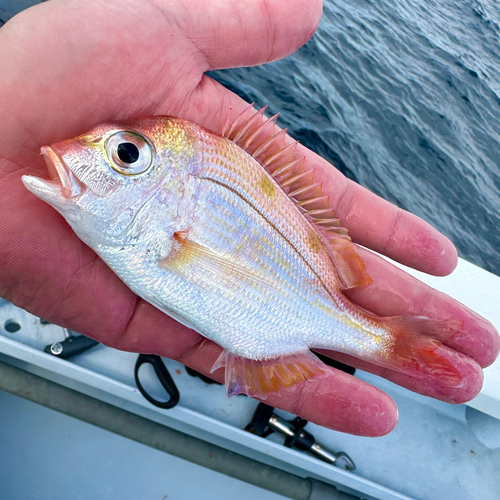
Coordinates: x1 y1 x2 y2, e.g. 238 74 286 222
211 349 329 399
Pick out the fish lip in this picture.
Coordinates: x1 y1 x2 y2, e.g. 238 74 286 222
40 146 85 198
22 174 64 200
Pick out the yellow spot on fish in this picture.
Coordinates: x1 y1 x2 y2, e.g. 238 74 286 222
258 175 277 198
308 230 322 254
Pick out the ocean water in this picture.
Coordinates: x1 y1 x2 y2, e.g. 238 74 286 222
2 0 500 275
211 0 500 276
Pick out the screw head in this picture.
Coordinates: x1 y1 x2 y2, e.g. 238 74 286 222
50 342 63 355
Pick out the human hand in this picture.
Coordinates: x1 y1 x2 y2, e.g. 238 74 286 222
0 0 498 436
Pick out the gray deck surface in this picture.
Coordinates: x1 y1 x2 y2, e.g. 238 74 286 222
0 390 288 500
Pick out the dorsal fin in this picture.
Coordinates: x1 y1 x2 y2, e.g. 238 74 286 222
223 105 372 289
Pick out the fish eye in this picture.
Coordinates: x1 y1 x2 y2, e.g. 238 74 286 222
106 131 153 175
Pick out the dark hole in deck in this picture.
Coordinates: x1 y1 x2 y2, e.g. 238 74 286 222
4 319 21 333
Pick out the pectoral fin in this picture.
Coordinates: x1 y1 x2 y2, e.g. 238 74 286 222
158 232 276 293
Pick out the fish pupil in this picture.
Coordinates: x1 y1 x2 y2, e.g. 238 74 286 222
117 142 140 164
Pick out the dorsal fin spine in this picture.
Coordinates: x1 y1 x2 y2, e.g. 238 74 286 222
315 218 341 226
252 125 284 158
297 195 329 207
328 231 350 237
232 107 268 143
307 208 336 217
288 182 322 198
270 157 304 177
224 102 255 138
280 170 314 188
262 140 297 167
242 114 277 149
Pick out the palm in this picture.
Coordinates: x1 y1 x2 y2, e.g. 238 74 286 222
0 0 497 436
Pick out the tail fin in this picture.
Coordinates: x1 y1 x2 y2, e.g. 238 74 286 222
376 316 464 386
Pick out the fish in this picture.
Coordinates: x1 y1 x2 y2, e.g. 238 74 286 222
22 106 464 400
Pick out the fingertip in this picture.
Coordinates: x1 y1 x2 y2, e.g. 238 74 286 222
262 0 324 60
406 218 458 276
481 325 500 367
295 371 399 437
446 353 484 404
446 313 500 368
430 233 458 277
195 0 324 70
353 389 399 437
301 0 323 43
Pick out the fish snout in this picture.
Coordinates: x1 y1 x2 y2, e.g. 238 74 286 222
41 146 85 198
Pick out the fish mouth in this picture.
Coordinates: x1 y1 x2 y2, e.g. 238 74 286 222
40 146 85 198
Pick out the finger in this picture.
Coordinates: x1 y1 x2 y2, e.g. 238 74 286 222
313 173 459 276
344 247 500 368
108 301 398 437
317 349 483 405
0 0 321 155
167 0 323 71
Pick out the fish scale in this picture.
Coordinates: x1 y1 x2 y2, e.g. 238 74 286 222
183 179 337 356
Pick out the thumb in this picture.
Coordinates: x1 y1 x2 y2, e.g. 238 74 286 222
0 0 322 153
180 0 323 70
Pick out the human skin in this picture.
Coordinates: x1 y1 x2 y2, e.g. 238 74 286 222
0 0 498 436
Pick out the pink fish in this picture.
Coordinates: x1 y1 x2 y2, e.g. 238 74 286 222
22 106 465 399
